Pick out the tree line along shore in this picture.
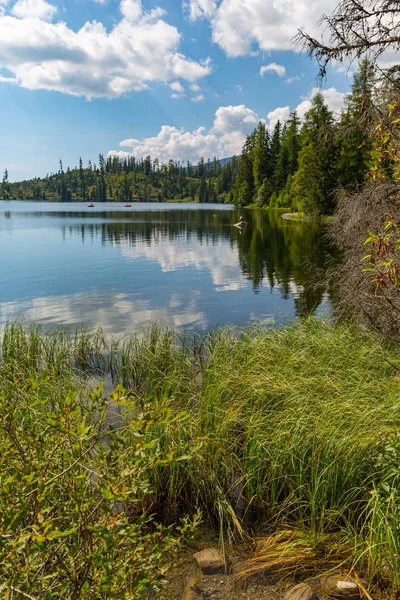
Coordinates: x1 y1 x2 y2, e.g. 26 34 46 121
1 60 388 217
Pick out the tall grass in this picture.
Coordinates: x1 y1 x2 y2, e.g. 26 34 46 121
1 319 400 593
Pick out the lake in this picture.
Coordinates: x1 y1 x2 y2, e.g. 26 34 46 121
0 201 334 334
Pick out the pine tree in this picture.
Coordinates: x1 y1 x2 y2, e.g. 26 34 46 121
2 169 9 199
198 178 207 203
252 122 270 190
290 93 337 215
79 157 86 201
270 121 282 177
282 111 301 175
233 136 255 206
336 60 375 188
59 159 69 202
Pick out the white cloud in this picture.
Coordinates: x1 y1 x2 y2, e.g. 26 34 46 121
190 83 200 92
184 0 338 57
171 92 184 99
0 73 17 83
295 87 346 119
170 81 185 93
11 0 56 20
284 75 301 84
267 106 290 130
120 0 142 21
235 84 242 91
0 0 212 98
191 93 205 102
110 103 261 162
212 104 260 133
110 85 346 162
260 63 286 77
212 104 261 154
183 0 216 20
267 86 346 129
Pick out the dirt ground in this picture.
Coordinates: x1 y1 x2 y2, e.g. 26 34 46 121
157 537 304 600
156 536 387 600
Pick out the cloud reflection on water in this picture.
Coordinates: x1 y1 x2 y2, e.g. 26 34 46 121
0 290 207 333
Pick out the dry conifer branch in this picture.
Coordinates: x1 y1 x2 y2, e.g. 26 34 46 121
295 0 400 79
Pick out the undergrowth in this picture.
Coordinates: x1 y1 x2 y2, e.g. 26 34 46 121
1 319 400 596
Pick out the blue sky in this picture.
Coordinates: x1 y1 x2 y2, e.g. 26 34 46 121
0 0 353 181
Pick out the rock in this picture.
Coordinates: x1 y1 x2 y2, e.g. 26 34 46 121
193 548 225 575
319 575 359 598
182 576 202 600
284 583 318 600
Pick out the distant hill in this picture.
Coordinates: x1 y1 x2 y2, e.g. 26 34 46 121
218 157 234 167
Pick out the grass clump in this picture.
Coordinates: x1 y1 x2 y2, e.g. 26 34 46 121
1 319 400 595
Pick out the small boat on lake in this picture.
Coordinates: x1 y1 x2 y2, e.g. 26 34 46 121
124 203 132 208
87 203 95 207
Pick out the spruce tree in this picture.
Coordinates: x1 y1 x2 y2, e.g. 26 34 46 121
2 169 9 199
290 93 337 215
336 60 375 188
233 136 255 206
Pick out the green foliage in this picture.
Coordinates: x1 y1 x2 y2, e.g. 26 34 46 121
290 93 337 215
363 433 400 590
0 334 199 599
4 154 239 204
362 102 400 291
2 320 400 592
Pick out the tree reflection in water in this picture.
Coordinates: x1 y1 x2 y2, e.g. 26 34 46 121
58 207 336 320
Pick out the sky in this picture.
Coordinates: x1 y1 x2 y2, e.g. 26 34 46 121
0 0 355 181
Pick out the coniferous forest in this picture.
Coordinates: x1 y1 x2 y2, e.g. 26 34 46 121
1 60 389 215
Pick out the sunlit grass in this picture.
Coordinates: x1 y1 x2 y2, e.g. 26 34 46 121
1 319 400 593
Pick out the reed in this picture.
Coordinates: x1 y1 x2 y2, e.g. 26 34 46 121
1 319 400 593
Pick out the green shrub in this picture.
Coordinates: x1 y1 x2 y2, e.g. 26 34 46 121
0 359 198 599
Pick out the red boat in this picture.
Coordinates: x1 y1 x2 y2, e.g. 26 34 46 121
87 203 95 207
124 203 132 208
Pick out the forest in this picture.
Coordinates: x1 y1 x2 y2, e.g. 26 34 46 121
1 60 393 216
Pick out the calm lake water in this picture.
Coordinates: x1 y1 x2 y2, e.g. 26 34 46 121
1 201 335 334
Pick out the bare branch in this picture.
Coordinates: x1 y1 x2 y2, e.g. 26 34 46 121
295 0 400 79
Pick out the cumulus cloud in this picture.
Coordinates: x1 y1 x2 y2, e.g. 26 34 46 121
190 83 200 92
184 0 338 57
267 106 290 130
267 86 346 129
12 0 56 20
110 103 262 163
260 63 286 77
109 86 346 162
120 0 142 21
0 0 212 98
297 87 346 119
170 81 185 93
